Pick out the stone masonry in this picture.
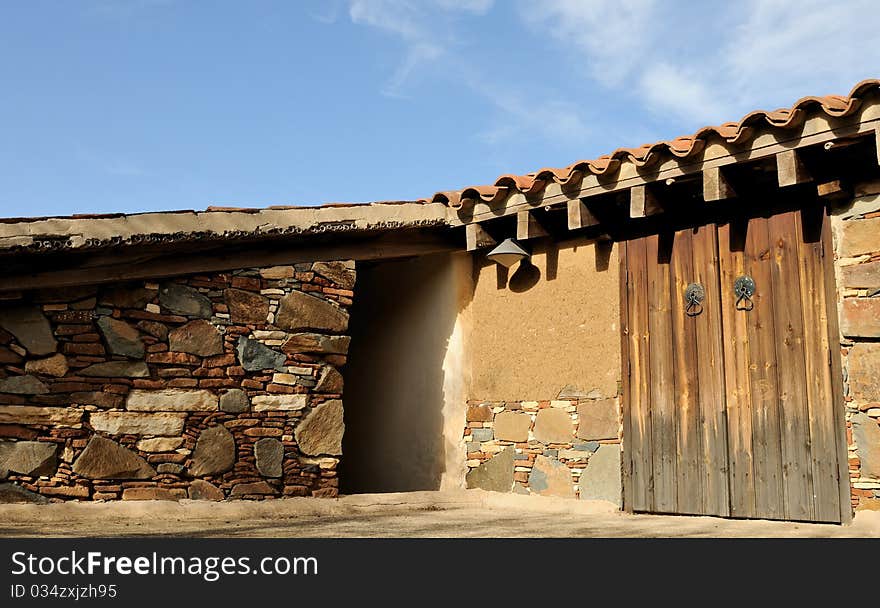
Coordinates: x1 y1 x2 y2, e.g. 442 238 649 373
0 261 354 502
833 180 880 513
462 395 622 505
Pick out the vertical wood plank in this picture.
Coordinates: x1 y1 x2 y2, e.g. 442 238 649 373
692 224 731 516
669 228 703 514
795 206 841 522
819 209 853 523
767 211 814 521
619 240 634 512
646 232 677 513
627 237 653 511
744 217 785 520
718 221 756 518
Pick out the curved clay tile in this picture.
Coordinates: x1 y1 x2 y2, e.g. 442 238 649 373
426 78 880 207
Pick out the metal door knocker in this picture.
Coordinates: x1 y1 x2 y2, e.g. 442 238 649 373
734 275 755 311
684 282 705 317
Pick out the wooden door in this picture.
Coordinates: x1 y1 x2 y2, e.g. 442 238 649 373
621 206 848 523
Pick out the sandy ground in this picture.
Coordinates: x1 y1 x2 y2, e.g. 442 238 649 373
1 490 878 537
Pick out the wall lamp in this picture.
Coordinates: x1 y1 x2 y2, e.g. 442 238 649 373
486 238 530 268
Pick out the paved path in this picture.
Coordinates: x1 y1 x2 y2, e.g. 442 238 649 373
1 490 878 537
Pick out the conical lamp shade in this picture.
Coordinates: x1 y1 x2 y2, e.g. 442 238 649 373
486 238 530 268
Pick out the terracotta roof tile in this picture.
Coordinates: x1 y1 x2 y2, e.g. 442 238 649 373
427 78 880 208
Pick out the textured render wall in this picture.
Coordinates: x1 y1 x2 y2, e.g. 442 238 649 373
0 261 354 503
460 237 622 503
833 180 880 512
341 253 471 493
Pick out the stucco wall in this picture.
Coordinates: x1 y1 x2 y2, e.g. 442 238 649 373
341 252 472 493
465 236 621 402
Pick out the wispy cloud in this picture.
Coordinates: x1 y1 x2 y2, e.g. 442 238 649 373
520 0 880 126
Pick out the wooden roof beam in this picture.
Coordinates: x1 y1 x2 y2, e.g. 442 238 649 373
465 222 497 251
629 185 664 218
703 166 736 201
777 149 813 187
516 210 549 240
567 199 600 231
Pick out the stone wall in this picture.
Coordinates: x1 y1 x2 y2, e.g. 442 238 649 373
0 261 354 502
462 397 622 505
833 180 880 512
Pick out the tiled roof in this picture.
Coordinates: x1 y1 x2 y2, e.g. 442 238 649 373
427 78 880 208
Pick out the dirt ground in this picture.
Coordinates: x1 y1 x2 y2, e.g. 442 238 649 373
1 490 878 537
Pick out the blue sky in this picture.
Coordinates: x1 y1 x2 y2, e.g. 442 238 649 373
1 0 878 217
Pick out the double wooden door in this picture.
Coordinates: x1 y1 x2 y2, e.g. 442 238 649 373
621 206 849 523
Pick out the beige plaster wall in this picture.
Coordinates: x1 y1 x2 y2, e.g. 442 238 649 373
341 252 472 493
464 236 621 402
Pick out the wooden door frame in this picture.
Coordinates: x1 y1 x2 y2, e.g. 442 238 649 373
618 206 852 523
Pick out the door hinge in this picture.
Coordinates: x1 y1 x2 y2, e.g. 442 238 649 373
828 348 832 368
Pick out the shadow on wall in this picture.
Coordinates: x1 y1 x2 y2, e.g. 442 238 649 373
340 253 470 493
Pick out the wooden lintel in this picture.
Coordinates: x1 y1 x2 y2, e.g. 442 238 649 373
776 149 812 187
516 210 549 240
0 232 459 293
567 200 599 230
702 166 736 201
465 222 497 251
629 185 663 218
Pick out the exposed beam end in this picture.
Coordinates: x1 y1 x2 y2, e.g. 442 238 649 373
629 185 663 218
567 200 599 231
703 166 736 201
777 149 812 187
465 222 497 251
516 210 549 240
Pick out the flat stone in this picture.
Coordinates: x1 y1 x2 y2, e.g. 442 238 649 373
252 394 308 411
230 481 275 496
493 411 531 442
840 216 880 257
0 346 23 365
512 482 529 495
577 399 619 441
219 389 250 413
79 360 150 378
0 424 38 440
579 444 622 506
25 354 69 377
90 411 186 436
314 367 343 393
465 446 514 492
259 266 294 279
294 400 344 456
224 289 270 324
189 425 236 476
188 479 224 500
842 299 880 338
852 413 880 479
126 389 218 412
272 373 300 386
557 385 604 400
236 336 286 372
255 438 284 477
840 192 880 219
158 283 212 318
528 455 574 498
275 291 349 333
0 440 57 476
137 436 184 452
471 428 493 442
575 441 600 453
156 463 185 475
311 261 356 289
168 320 224 356
72 435 155 479
466 404 493 422
848 343 880 402
98 286 155 309
122 487 186 501
136 320 169 340
0 375 49 395
0 482 48 504
0 305 57 355
0 406 82 427
533 408 573 444
842 260 880 289
281 333 350 354
96 316 144 358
